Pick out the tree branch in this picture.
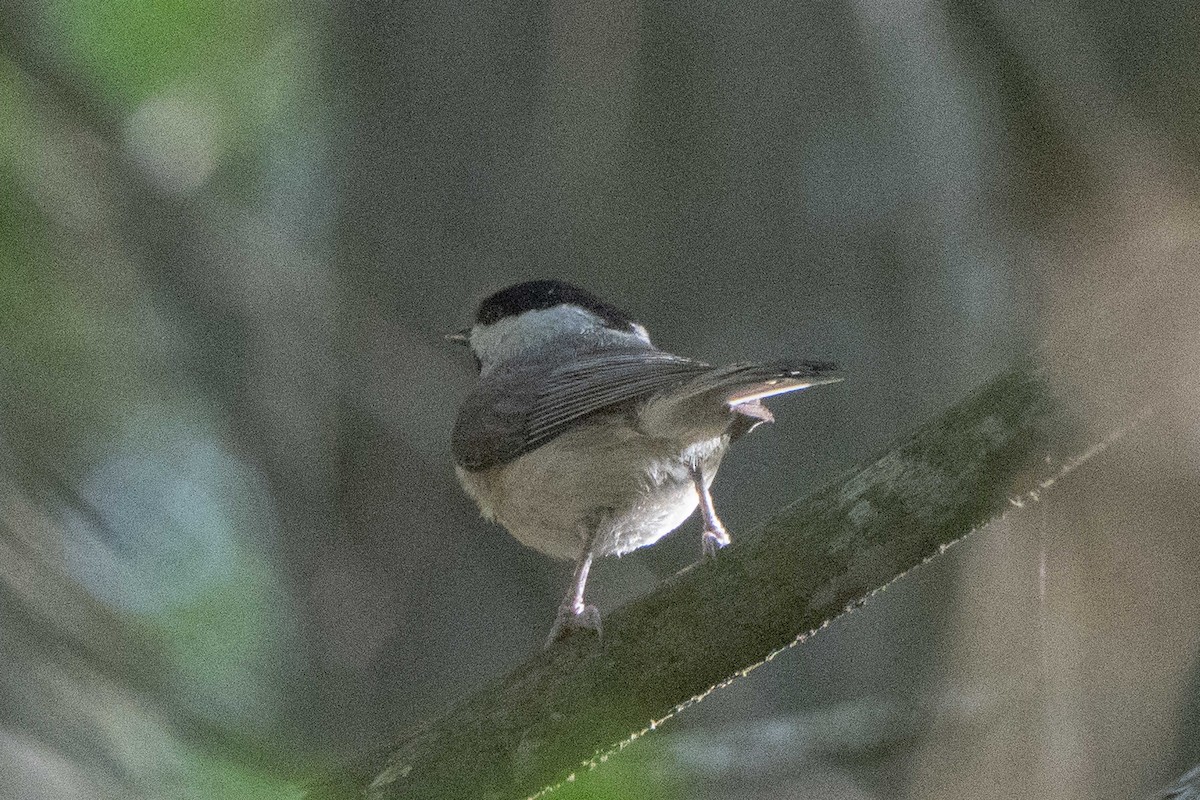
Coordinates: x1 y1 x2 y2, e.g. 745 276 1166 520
308 360 1149 800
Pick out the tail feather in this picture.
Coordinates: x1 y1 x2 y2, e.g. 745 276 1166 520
697 360 841 407
725 365 842 406
639 359 840 440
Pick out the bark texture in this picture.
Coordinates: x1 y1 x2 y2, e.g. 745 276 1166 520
309 362 1137 800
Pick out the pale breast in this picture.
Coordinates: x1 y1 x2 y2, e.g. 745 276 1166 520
455 418 729 561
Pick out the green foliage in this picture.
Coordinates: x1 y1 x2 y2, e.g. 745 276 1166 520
47 0 279 106
142 542 299 728
0 25 307 795
165 747 305 800
540 734 686 800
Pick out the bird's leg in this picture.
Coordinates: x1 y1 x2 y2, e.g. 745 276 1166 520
545 532 602 648
691 464 731 559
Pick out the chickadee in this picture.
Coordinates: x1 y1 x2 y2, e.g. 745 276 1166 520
449 279 839 647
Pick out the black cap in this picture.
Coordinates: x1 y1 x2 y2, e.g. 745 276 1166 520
475 279 638 332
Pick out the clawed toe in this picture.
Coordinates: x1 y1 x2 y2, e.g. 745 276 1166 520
544 603 602 648
701 526 732 559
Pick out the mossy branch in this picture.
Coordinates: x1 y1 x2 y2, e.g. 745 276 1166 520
309 363 1143 800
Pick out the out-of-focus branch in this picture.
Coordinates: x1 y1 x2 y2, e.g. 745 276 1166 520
306 358 1154 800
0 10 123 141
0 7 250 399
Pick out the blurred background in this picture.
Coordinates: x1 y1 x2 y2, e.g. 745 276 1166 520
2 1 1199 798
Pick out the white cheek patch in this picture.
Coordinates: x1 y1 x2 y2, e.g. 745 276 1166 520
471 306 653 370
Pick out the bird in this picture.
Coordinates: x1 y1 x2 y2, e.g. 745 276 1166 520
448 279 840 647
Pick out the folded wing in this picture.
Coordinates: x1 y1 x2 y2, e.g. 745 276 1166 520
452 348 839 470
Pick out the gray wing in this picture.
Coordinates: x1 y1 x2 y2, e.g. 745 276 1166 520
451 349 713 470
524 351 716 450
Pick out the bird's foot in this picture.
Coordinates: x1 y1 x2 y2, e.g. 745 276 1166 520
544 602 602 649
701 524 732 559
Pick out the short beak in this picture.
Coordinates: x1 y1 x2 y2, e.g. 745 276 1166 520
444 328 470 345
